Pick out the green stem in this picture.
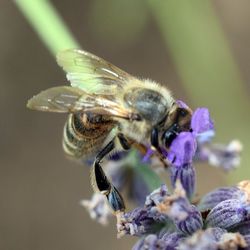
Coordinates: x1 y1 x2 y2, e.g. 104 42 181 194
15 0 80 55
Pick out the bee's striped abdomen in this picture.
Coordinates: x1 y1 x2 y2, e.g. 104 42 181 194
63 113 115 159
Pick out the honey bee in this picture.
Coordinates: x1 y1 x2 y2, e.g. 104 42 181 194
27 49 192 212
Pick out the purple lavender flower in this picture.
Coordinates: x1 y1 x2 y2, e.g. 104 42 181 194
167 106 215 198
167 132 197 167
79 101 250 250
191 107 214 142
167 132 197 199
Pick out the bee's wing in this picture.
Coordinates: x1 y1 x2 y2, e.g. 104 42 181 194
57 49 135 95
27 86 132 119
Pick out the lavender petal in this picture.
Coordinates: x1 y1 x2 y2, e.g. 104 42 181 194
191 108 214 136
167 132 197 167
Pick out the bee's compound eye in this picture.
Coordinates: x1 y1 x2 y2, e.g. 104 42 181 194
179 109 188 117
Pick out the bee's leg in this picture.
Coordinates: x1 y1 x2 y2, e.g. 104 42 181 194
162 124 179 148
93 140 114 194
151 128 169 168
117 133 131 150
151 128 160 149
92 139 125 212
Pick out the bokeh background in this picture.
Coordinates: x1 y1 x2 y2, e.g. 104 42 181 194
1 0 250 249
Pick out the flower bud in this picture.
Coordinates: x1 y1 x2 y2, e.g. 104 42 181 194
170 163 196 199
198 186 243 212
176 205 203 235
206 199 249 229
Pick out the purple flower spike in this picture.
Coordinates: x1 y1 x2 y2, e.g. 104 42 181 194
198 186 244 212
191 108 214 143
205 199 249 229
170 163 196 199
168 132 197 167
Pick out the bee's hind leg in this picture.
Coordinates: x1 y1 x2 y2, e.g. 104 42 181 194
92 139 126 212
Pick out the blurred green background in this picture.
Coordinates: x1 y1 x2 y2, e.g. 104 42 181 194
1 0 250 249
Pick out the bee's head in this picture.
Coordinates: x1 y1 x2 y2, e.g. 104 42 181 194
161 102 192 148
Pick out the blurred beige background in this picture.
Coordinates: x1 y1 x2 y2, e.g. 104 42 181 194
1 1 250 249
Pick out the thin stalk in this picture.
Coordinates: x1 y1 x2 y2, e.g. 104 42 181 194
15 0 80 55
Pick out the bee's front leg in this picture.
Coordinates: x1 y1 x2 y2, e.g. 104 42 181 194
91 138 128 212
151 128 169 168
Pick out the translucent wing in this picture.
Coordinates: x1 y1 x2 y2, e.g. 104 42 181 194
56 49 135 95
27 86 132 119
